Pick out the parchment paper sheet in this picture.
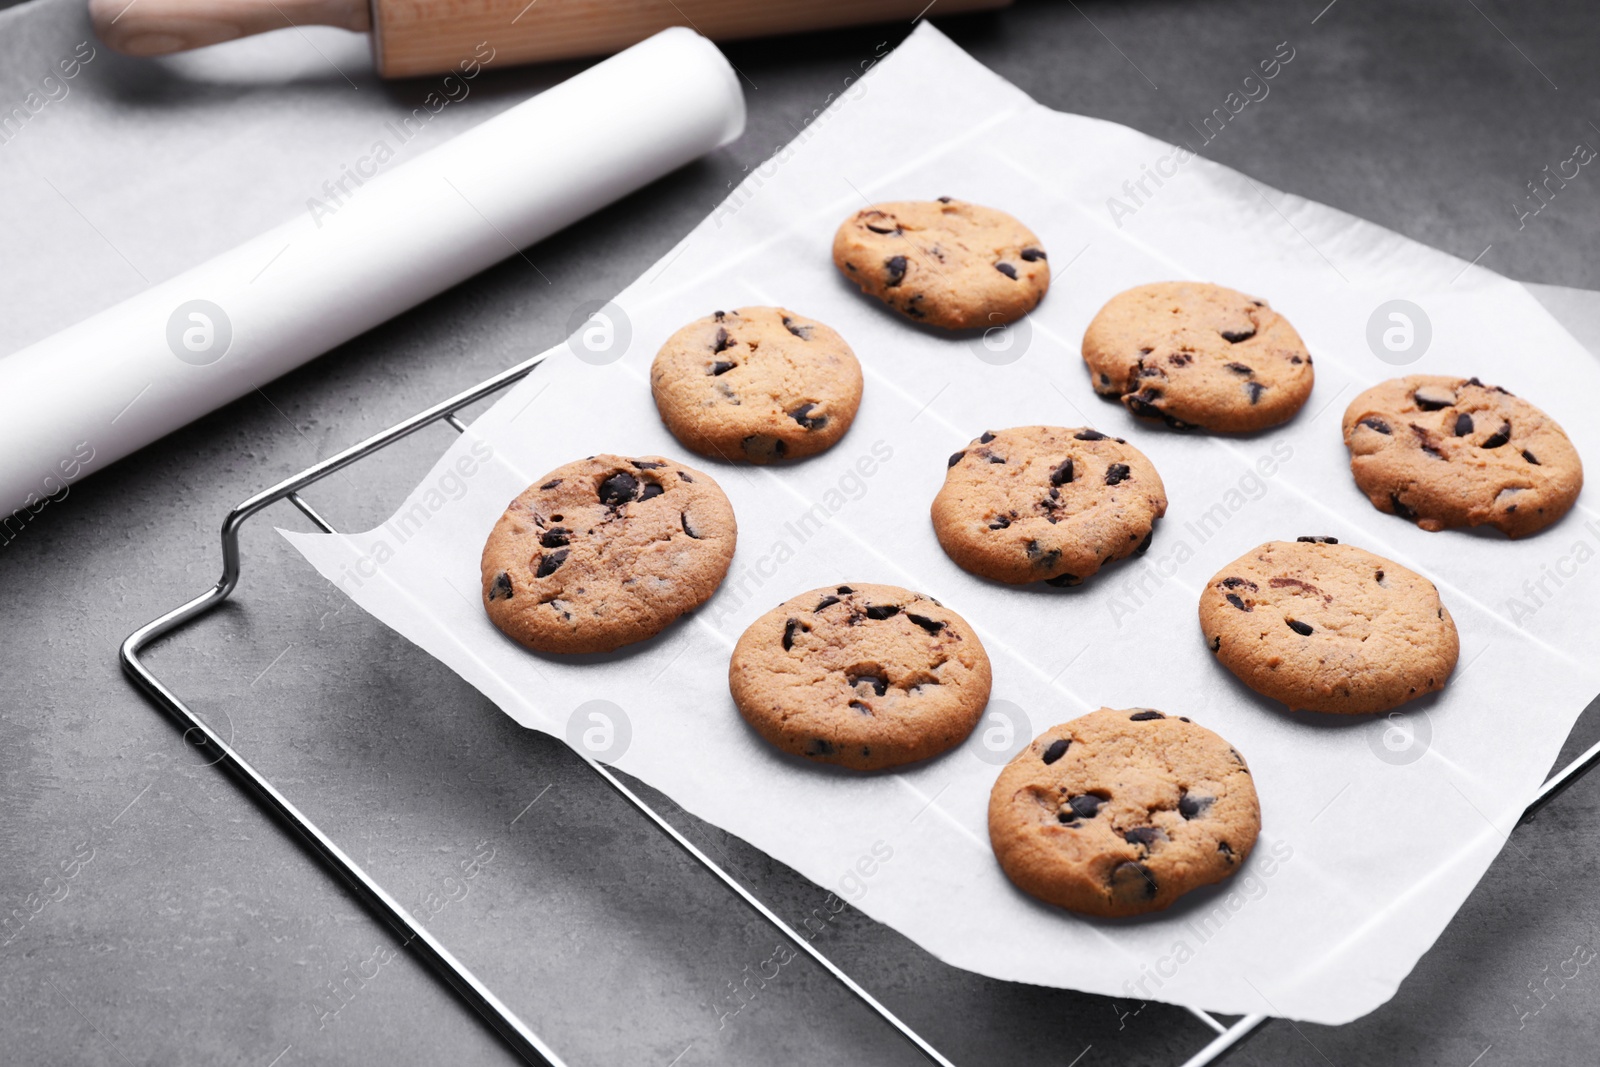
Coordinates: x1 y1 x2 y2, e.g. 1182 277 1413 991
284 24 1600 1023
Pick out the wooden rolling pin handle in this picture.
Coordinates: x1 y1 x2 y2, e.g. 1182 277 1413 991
90 0 371 57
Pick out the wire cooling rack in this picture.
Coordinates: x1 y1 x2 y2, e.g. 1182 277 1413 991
121 352 1600 1067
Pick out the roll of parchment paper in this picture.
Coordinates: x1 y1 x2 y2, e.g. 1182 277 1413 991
0 27 744 520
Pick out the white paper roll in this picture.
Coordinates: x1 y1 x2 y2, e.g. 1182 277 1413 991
0 27 744 521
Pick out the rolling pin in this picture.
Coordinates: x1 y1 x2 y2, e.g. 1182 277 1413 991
92 0 1011 78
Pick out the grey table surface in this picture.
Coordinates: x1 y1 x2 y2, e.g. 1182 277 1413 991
4 0 1600 1065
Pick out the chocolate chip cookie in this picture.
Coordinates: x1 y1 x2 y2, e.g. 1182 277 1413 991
931 426 1167 586
1342 374 1583 538
1200 538 1459 714
831 198 1049 330
650 307 864 464
728 583 992 770
1082 282 1314 433
988 708 1260 919
482 455 736 654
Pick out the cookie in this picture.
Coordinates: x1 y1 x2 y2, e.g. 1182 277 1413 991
728 583 991 770
831 198 1049 330
1199 538 1459 714
481 455 736 654
931 426 1167 586
1342 374 1583 538
650 307 864 464
1082 282 1314 433
988 708 1260 918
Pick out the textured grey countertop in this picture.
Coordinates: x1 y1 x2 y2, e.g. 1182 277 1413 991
4 1 1600 1064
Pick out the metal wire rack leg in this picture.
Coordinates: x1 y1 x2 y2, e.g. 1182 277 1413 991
121 353 1600 1067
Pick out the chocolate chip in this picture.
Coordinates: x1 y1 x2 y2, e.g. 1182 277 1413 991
837 586 854 594
1209 635 1221 652
1178 792 1213 819
1375 569 1385 583
534 549 568 577
680 512 700 539
849 701 872 715
1287 618 1313 636
1359 417 1392 435
1218 841 1235 862
865 605 900 621
807 738 836 756
782 618 801 650
1522 449 1540 464
742 435 787 460
1044 573 1082 587
1125 393 1164 420
948 451 966 467
598 471 639 507
1129 710 1165 721
995 262 1018 279
1225 362 1254 375
907 613 945 634
1169 352 1193 366
639 482 664 501
1297 535 1338 544
782 316 814 339
1454 412 1474 436
1109 861 1157 900
1020 247 1046 261
711 327 733 354
1051 458 1075 486
1389 491 1418 520
790 403 828 430
488 572 513 600
540 528 570 548
937 196 952 203
988 455 1006 464
713 310 725 320
1413 387 1455 411
1074 429 1106 441
1481 421 1511 449
677 470 693 482
1104 463 1131 485
1221 329 1257 343
849 673 888 697
1134 530 1154 555
1221 576 1257 590
1041 738 1070 764
1124 827 1163 847
979 431 996 444
884 255 907 287
1226 593 1250 612
1025 540 1059 567
864 222 900 235
988 515 1011 530
1245 381 1266 404
1067 794 1104 819
709 360 735 375
539 478 562 490
814 595 840 611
